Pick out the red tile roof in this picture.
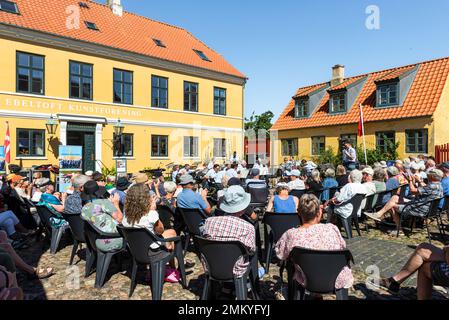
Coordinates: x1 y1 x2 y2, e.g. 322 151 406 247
0 0 245 79
272 57 449 131
293 83 328 99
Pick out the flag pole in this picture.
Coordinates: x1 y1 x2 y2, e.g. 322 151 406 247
360 104 368 165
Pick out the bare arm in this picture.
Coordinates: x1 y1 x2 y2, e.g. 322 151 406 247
267 197 274 212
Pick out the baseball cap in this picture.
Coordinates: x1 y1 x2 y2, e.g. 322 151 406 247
179 174 194 186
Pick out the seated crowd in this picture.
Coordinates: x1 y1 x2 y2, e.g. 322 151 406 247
0 152 448 300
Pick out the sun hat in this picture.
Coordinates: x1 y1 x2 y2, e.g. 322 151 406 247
290 169 301 177
410 163 421 171
276 182 290 191
220 185 251 214
428 168 444 180
84 170 93 177
379 161 387 168
116 177 131 191
81 180 103 201
132 173 149 184
387 166 400 176
362 167 374 176
179 174 195 186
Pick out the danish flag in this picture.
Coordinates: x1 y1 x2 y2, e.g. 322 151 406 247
4 121 10 164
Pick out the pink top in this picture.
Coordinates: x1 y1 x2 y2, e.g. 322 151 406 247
275 223 354 289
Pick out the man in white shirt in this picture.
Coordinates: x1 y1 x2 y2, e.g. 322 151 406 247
226 163 239 178
288 169 306 191
172 165 180 182
327 169 366 219
230 151 239 164
206 164 220 181
362 167 376 209
245 168 267 189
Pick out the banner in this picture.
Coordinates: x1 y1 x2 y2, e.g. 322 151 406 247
0 146 5 173
58 145 83 193
59 146 83 172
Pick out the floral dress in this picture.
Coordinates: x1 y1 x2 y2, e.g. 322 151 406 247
81 199 123 252
275 223 354 289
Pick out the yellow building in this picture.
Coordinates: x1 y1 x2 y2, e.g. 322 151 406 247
0 0 246 173
271 58 449 165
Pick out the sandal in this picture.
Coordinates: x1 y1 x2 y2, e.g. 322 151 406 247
27 267 54 280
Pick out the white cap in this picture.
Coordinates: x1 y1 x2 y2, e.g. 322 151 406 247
290 169 301 177
85 170 93 177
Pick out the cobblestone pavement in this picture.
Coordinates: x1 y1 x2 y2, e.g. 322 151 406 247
16 216 449 300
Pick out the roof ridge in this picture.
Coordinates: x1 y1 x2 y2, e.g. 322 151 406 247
294 56 449 92
86 0 185 31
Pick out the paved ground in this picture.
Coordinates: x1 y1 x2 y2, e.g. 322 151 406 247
16 217 449 300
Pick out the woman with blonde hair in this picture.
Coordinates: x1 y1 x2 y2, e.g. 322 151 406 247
336 165 349 188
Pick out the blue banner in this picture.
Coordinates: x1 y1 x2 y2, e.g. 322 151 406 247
59 145 83 172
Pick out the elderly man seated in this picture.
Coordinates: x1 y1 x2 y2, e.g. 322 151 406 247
325 169 366 222
364 168 444 234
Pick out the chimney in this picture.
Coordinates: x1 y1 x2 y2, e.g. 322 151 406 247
331 64 345 87
107 0 123 17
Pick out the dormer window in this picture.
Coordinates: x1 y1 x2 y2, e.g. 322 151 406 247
0 0 19 14
329 92 346 114
294 98 309 118
377 82 399 107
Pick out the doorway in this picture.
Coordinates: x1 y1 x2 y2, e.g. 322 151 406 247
67 123 96 173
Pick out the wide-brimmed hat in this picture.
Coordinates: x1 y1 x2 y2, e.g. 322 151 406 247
362 167 374 176
179 174 194 186
116 177 131 191
387 166 399 176
81 180 103 201
132 173 149 184
379 161 388 168
220 185 251 214
290 169 301 177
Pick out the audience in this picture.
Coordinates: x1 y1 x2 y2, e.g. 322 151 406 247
64 175 90 215
371 243 449 300
364 169 444 231
326 170 366 221
200 185 256 278
275 194 353 293
336 165 349 188
267 183 298 214
177 175 212 215
80 181 124 252
322 168 339 201
287 169 306 191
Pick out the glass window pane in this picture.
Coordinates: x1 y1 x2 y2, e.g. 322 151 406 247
70 62 80 75
18 53 30 67
31 56 43 69
82 64 92 77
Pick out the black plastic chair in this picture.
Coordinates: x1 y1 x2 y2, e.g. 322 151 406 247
84 220 125 288
195 236 258 301
35 205 69 254
289 189 306 199
398 197 444 243
263 212 301 274
117 225 186 300
178 208 208 256
156 204 175 229
287 247 354 300
328 194 365 239
61 212 87 265
247 183 269 208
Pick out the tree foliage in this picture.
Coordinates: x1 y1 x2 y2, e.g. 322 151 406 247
244 111 274 136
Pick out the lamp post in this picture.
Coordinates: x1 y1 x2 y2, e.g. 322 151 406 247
113 119 125 157
45 114 58 136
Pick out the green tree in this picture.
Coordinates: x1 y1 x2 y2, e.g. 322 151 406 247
245 111 274 137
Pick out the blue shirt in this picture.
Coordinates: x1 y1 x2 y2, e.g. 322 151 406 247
439 177 449 208
177 189 208 212
383 177 400 204
322 177 339 201
273 195 297 214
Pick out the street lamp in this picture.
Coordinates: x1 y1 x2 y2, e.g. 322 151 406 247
113 119 125 136
113 119 125 157
45 114 58 135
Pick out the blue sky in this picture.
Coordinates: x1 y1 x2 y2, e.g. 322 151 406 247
110 0 449 119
